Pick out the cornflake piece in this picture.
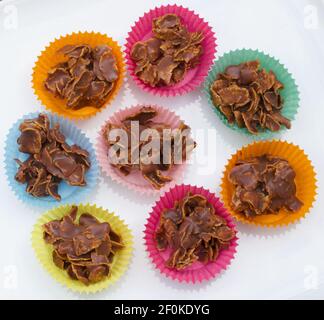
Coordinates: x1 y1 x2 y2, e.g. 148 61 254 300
155 192 235 270
43 206 123 285
15 114 90 201
131 14 204 87
228 155 303 217
45 44 118 110
210 60 291 134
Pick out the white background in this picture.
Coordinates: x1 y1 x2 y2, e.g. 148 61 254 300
0 0 323 300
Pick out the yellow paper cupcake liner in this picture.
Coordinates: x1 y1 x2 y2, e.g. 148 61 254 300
32 31 125 120
31 203 133 293
220 140 317 227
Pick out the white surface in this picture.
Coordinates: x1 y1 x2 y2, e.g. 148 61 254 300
0 0 323 300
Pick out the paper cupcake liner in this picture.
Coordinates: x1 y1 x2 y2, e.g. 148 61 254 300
32 31 125 120
144 184 238 283
125 4 217 97
204 49 300 139
96 104 191 196
221 140 317 227
4 112 99 208
31 203 133 293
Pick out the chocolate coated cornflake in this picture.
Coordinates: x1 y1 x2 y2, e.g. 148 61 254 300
43 206 123 285
45 44 118 110
103 106 196 190
210 60 291 134
155 193 235 270
131 14 204 87
229 155 303 217
15 114 90 201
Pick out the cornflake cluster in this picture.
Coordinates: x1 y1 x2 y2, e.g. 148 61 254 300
155 193 235 270
104 106 196 189
43 206 123 285
131 14 204 87
229 155 303 217
15 114 90 201
210 60 291 134
45 44 118 110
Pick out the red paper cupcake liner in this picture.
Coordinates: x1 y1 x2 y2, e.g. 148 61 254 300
144 184 238 283
125 4 217 97
96 105 190 195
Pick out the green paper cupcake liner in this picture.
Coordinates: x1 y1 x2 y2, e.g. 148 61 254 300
31 203 133 294
204 49 300 139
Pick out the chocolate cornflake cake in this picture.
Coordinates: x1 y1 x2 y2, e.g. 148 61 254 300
228 155 303 217
103 106 196 189
130 14 204 87
210 60 291 134
15 113 90 201
43 205 123 285
155 192 235 270
44 44 118 110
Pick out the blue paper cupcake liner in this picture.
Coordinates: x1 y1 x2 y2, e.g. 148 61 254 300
4 112 99 209
204 49 300 140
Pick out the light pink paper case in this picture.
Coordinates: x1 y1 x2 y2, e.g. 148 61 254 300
144 184 238 283
125 4 217 97
96 105 189 195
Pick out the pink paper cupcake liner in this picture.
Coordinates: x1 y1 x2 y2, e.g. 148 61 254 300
96 105 191 195
125 4 217 97
144 184 238 283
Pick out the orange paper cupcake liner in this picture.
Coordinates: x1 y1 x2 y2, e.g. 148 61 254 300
220 140 317 227
32 31 125 120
